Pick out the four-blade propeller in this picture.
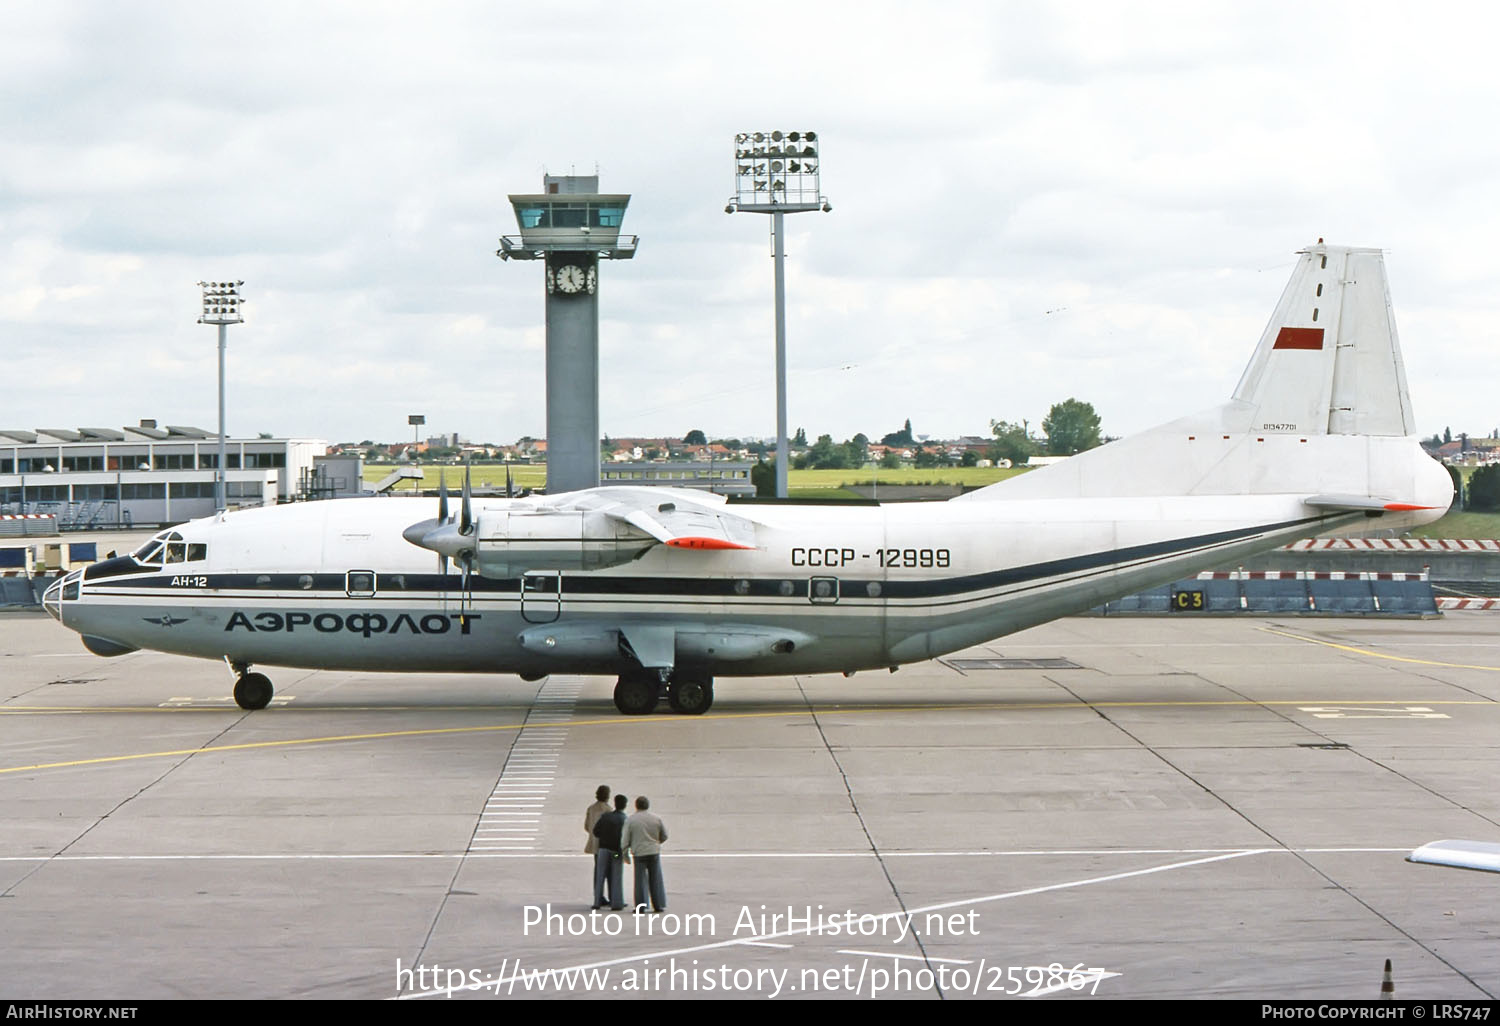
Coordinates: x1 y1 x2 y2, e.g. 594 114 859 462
400 466 478 613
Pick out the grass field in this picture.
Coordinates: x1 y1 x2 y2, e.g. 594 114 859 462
363 464 1026 492
1407 510 1500 539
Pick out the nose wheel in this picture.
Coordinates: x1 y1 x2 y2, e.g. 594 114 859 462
233 670 274 711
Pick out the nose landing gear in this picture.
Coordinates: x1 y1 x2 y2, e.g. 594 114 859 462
229 661 274 710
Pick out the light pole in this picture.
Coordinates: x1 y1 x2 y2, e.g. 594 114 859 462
409 414 425 492
726 131 830 498
198 281 244 513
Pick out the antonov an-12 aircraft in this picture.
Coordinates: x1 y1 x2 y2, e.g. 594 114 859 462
45 244 1452 715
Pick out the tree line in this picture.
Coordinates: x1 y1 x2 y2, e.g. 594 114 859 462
785 398 1106 472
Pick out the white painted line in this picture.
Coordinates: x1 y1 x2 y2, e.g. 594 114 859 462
7 847 1407 864
838 949 974 965
1022 970 1123 998
404 851 1261 999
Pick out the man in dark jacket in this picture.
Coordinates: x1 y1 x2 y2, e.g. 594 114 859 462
591 793 630 910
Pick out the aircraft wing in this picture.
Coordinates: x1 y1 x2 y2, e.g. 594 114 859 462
545 487 758 551
1407 839 1500 874
1303 494 1445 514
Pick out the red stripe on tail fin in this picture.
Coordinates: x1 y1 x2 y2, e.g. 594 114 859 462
1273 327 1324 350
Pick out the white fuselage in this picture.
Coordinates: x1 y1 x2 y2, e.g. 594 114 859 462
46 487 1425 680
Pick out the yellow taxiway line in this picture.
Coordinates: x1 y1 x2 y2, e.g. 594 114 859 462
3 694 1495 776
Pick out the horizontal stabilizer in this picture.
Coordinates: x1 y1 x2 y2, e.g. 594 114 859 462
1407 839 1500 874
1303 494 1443 514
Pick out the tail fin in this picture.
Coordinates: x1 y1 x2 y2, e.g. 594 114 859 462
1232 243 1414 437
961 241 1449 516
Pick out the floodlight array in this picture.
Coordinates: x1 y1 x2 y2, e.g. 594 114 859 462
197 280 245 324
732 131 823 208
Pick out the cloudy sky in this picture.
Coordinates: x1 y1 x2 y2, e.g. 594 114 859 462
4 1 1498 448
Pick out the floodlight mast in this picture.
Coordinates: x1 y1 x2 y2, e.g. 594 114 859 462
725 131 830 498
197 281 245 513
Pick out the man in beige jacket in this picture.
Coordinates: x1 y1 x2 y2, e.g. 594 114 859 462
584 785 611 852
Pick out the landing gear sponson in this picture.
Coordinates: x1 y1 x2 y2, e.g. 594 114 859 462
230 661 274 711
613 671 714 716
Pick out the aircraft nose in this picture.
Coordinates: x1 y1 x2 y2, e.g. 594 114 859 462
41 575 66 621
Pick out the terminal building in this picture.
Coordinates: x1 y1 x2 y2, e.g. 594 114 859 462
600 460 756 497
0 421 328 528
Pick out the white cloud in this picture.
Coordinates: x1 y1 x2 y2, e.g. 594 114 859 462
1 0 1497 445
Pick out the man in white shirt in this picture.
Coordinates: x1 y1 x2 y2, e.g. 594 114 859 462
620 795 668 913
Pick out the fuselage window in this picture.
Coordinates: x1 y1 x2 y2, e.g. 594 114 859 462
165 543 186 564
187 544 207 562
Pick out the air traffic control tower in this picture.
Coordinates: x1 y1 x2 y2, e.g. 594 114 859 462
499 176 637 493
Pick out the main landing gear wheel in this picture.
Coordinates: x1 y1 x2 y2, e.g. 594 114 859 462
613 673 659 716
233 672 273 711
667 676 714 715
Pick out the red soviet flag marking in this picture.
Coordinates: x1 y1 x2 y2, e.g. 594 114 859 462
1273 327 1325 350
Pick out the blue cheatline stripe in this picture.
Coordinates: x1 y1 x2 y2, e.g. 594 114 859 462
79 515 1330 606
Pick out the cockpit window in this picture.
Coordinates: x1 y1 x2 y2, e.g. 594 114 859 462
133 530 184 567
132 531 204 568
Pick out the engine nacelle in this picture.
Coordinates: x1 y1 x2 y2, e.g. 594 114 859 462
472 510 655 577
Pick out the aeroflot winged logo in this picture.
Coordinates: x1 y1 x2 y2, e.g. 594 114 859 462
143 615 189 628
